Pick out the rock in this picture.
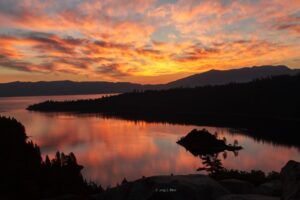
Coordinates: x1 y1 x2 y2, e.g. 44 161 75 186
217 194 280 200
281 160 300 200
41 194 83 200
219 179 254 194
95 174 229 200
255 180 281 196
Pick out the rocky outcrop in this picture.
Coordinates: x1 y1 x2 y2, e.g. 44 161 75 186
41 194 83 200
255 180 282 196
219 179 254 194
281 160 300 200
217 194 279 200
47 160 299 200
95 174 229 200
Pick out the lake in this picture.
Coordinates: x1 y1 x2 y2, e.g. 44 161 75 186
1 94 299 187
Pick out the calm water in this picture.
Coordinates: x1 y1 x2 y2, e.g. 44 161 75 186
1 94 300 187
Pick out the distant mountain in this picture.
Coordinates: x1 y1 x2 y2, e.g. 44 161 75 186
0 81 158 97
0 65 299 97
166 65 299 88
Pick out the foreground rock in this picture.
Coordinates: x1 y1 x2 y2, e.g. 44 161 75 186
35 160 300 200
217 194 279 200
42 194 83 200
219 179 254 194
95 174 229 200
89 160 300 200
281 160 300 200
255 180 282 196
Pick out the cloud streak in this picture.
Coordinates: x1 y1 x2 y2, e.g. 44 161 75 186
0 0 299 83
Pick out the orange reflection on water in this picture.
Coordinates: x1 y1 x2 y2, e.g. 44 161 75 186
27 115 300 186
1 95 300 187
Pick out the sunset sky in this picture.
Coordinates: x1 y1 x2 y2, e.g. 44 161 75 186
0 0 299 84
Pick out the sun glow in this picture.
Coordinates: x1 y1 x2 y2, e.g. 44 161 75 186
0 0 299 83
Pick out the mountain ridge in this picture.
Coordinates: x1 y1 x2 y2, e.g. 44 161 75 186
0 65 299 97
166 65 299 88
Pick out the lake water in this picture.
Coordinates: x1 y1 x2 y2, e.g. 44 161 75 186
1 94 300 187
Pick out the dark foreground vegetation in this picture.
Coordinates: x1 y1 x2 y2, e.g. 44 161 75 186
210 169 280 186
89 161 299 200
0 116 102 199
28 74 300 147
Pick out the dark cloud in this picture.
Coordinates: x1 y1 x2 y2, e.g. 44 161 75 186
0 55 50 72
0 30 143 77
173 45 219 62
136 48 161 55
212 40 251 48
276 24 300 34
53 57 91 70
94 40 133 50
24 32 83 55
22 31 54 39
0 31 83 55
271 14 300 34
0 0 23 16
32 43 75 55
96 63 129 77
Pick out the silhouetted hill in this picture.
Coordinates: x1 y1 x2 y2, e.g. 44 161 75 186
0 65 299 97
0 80 158 97
28 74 300 147
166 65 299 88
28 74 300 118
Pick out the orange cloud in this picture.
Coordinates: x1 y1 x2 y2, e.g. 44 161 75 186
0 0 299 83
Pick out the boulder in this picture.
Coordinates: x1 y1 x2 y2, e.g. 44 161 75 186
281 160 300 200
219 179 254 194
255 180 281 196
41 194 83 200
217 194 279 200
95 174 229 200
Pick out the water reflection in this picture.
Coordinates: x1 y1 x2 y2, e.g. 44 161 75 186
1 94 300 187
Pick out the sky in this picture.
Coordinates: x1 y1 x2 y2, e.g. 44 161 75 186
0 0 299 84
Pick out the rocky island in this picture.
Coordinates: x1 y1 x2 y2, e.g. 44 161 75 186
177 129 243 156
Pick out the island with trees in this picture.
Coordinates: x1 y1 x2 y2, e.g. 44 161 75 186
28 74 300 147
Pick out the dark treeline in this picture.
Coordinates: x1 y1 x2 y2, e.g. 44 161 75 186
28 74 300 146
0 116 102 199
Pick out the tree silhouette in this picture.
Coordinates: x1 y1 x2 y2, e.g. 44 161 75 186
198 154 224 174
0 116 102 199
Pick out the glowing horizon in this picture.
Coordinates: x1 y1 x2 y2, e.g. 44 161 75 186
0 0 300 84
